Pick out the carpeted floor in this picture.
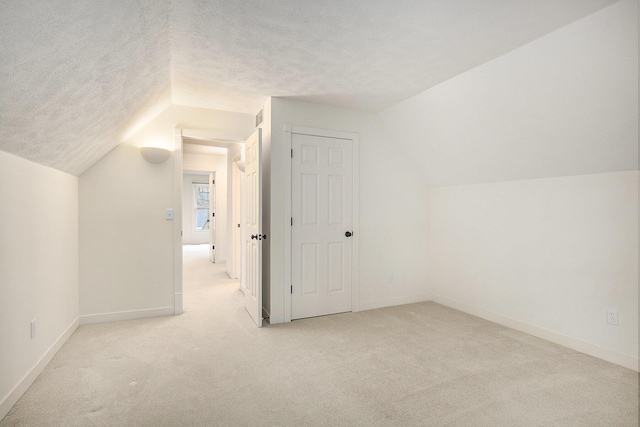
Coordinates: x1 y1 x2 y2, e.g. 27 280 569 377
1 244 638 426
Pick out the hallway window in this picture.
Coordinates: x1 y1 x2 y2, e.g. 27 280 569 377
194 183 210 231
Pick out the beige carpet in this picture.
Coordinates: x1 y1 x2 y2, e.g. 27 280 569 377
1 245 638 426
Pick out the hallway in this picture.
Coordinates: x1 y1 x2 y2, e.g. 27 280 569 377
182 244 246 322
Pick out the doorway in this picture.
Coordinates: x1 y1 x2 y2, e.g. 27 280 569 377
182 172 214 250
172 129 251 317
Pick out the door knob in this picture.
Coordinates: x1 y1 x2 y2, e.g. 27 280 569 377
345 231 353 237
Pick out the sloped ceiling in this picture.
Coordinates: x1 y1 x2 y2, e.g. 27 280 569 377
0 0 617 175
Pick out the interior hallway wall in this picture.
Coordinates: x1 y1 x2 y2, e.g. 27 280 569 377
0 151 79 419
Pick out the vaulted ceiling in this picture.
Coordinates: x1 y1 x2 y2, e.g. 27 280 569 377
0 0 617 175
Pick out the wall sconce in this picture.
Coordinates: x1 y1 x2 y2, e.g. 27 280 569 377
236 146 246 172
140 147 170 163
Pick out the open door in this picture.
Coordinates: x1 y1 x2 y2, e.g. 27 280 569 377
244 128 263 327
208 172 216 263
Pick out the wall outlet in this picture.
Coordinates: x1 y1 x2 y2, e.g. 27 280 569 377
30 319 36 339
606 309 618 326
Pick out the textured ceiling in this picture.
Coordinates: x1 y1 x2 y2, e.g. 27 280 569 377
0 0 171 175
0 0 618 175
170 0 618 112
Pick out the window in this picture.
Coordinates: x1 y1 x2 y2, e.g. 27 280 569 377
193 183 210 231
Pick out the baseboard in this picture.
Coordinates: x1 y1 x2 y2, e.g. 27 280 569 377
174 293 183 316
431 294 639 372
79 307 175 325
262 307 284 325
358 293 431 312
0 316 79 421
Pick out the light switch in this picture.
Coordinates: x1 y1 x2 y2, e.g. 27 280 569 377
166 209 174 220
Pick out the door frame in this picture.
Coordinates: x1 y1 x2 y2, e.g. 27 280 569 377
283 125 360 323
172 128 249 316
208 171 216 263
173 129 184 315
230 151 244 282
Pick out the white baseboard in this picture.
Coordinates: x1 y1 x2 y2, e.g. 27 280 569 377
79 307 175 325
432 294 639 372
174 293 183 315
0 317 79 421
358 293 431 312
262 307 284 325
225 269 238 280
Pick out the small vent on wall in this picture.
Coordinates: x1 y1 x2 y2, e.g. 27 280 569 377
255 108 263 128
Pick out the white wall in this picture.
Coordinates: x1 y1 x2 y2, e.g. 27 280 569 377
182 173 210 245
183 153 228 260
379 0 638 369
79 144 175 323
380 0 637 187
429 172 638 369
266 97 431 323
0 151 79 419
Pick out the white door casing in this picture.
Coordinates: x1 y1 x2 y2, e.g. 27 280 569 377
231 156 243 280
209 172 216 263
244 128 263 327
291 131 355 320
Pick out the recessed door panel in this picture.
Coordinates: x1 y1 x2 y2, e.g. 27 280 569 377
301 145 319 165
328 148 344 167
328 243 344 293
302 174 319 226
328 175 344 226
301 244 320 296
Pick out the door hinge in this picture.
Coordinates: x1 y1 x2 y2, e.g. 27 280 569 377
291 285 293 294
212 212 215 217
291 217 293 226
212 245 215 250
291 149 293 158
212 180 215 184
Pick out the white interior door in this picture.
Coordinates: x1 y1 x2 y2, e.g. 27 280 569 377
243 129 262 327
209 172 216 263
291 133 353 320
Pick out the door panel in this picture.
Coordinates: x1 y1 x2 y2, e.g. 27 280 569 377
292 133 353 320
243 128 262 327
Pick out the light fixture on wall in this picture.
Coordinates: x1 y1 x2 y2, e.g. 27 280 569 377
140 147 170 163
236 146 246 172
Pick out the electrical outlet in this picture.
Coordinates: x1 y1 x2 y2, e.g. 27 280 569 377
30 320 36 339
606 309 618 326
